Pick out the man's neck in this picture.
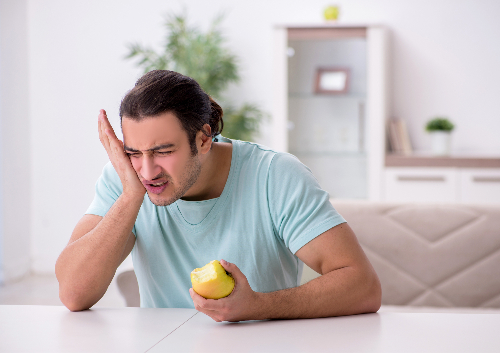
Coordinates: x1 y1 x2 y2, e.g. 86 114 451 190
181 141 233 201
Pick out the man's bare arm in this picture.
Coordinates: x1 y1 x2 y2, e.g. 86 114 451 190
259 222 381 319
56 110 146 311
55 200 139 311
189 223 381 321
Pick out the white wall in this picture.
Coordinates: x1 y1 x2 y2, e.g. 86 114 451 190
4 0 498 274
0 0 31 282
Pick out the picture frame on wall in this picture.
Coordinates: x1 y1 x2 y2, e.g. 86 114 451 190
314 67 350 94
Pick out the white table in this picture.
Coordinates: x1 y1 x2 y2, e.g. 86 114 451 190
0 306 195 353
1 305 499 353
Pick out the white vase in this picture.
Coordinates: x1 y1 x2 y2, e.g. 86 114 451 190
430 131 452 156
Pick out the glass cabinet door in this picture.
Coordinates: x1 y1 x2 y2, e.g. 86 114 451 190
287 35 368 199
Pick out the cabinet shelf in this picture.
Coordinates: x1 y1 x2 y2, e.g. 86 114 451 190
385 154 500 168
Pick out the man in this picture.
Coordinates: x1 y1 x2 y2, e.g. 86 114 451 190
56 70 381 322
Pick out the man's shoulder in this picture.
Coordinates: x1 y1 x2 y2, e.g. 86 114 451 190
231 139 308 176
95 161 123 195
100 161 120 181
233 139 278 154
233 140 299 164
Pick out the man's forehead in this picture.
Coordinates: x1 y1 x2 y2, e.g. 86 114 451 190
121 113 189 151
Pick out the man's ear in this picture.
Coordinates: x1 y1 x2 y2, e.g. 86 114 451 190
197 124 212 155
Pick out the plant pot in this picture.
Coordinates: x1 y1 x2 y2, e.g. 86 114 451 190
430 131 452 156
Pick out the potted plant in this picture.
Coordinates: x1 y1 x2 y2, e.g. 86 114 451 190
425 117 454 156
125 13 265 142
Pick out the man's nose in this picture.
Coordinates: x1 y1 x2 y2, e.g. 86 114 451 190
140 155 161 181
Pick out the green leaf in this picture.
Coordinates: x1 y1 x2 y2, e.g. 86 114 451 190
425 117 455 132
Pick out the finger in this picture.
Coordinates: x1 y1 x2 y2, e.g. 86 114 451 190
104 128 117 142
189 289 223 322
195 306 223 322
98 111 127 166
220 259 243 280
98 110 105 139
198 309 222 322
189 290 227 318
105 134 129 166
99 110 121 149
189 288 221 310
100 109 109 124
102 123 124 159
100 110 118 139
98 110 111 151
105 130 127 158
100 110 119 140
191 302 221 321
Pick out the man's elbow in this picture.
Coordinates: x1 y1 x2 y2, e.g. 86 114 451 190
362 271 382 313
59 288 94 312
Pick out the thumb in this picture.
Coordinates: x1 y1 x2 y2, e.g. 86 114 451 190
220 259 243 280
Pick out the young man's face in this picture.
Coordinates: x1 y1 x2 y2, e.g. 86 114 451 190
122 112 202 206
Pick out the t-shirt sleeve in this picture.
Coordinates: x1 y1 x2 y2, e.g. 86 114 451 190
85 162 124 217
267 152 346 254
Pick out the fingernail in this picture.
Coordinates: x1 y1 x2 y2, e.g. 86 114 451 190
221 259 227 265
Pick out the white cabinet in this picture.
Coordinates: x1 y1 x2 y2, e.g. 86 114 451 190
460 169 500 204
384 168 459 203
273 25 388 200
384 167 500 204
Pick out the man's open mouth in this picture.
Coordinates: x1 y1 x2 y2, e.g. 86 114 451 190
144 181 169 194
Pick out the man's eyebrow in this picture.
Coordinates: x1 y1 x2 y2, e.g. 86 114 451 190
124 143 175 153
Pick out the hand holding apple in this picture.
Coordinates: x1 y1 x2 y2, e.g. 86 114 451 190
189 259 263 322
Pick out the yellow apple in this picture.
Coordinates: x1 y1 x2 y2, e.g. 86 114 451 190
191 260 235 299
324 5 339 21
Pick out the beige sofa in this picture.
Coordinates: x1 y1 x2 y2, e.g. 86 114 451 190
301 200 500 311
117 201 500 312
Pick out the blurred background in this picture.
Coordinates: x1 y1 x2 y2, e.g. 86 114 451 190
1 0 499 307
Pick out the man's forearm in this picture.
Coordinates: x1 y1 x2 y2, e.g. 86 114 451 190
256 265 381 320
55 193 142 311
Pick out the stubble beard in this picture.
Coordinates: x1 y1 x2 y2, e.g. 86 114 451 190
147 154 202 207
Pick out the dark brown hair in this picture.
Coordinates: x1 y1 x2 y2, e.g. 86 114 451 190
119 70 224 154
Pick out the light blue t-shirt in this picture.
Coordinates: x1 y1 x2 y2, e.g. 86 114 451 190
86 138 346 308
